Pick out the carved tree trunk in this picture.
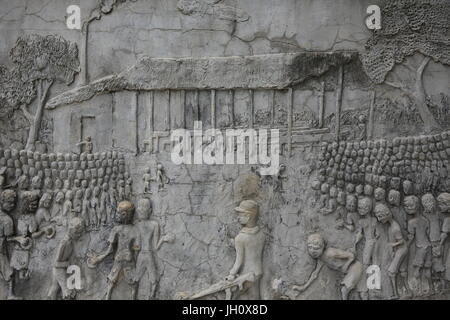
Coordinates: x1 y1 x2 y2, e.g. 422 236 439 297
25 79 53 150
410 57 440 132
79 23 89 86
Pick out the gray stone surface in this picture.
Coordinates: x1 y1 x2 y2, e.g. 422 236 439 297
0 0 450 300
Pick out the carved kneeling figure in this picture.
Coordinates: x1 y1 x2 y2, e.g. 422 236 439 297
293 233 364 300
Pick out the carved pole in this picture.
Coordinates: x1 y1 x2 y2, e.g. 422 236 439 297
211 89 216 128
318 82 325 128
335 66 344 141
287 88 293 157
249 89 254 128
368 90 376 140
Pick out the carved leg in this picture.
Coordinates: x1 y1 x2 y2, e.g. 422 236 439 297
389 274 399 299
7 278 22 300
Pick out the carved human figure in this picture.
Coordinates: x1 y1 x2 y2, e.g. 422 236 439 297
404 195 431 295
143 168 152 194
374 203 408 299
0 190 21 299
353 197 378 300
91 186 101 229
225 200 265 300
421 193 445 292
134 198 174 299
82 188 92 229
51 191 65 225
339 194 357 232
47 217 84 300
99 183 111 226
156 163 169 191
118 180 126 201
87 201 139 300
293 233 363 300
9 191 39 279
35 193 52 228
72 189 83 218
77 136 93 154
63 190 73 223
436 193 450 282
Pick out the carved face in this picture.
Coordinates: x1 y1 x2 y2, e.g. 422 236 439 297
388 190 400 207
115 202 134 225
1 190 16 213
238 212 251 226
357 198 372 216
307 235 325 259
345 195 357 212
55 192 64 204
40 194 52 208
404 196 419 216
374 204 392 224
374 188 385 202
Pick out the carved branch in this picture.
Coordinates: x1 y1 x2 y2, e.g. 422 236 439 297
417 56 431 80
20 104 33 123
384 81 413 96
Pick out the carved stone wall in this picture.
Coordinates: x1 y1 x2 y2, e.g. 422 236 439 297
1 0 450 300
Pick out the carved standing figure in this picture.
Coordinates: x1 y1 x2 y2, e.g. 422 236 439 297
134 198 174 299
87 201 139 300
0 190 21 299
47 217 84 300
225 200 265 300
437 193 450 282
374 203 408 299
421 193 445 292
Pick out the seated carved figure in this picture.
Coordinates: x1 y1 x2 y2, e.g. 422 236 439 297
293 233 364 300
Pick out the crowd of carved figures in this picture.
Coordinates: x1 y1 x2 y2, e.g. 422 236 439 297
0 147 177 300
307 131 450 299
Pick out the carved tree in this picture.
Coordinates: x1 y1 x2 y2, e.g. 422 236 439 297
8 34 79 149
361 0 450 132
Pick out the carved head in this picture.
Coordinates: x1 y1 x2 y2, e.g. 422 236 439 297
22 191 40 214
403 180 413 195
345 195 357 212
137 198 152 220
358 197 373 216
115 201 135 225
55 191 64 204
421 193 436 215
31 175 42 190
437 193 450 214
404 195 420 216
374 187 386 202
65 190 73 201
39 193 52 209
0 189 16 213
307 233 325 259
235 200 259 227
374 203 392 224
387 189 401 207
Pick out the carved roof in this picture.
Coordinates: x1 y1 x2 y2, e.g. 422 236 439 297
46 52 358 109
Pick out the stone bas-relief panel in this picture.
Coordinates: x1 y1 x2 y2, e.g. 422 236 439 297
1 0 450 300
